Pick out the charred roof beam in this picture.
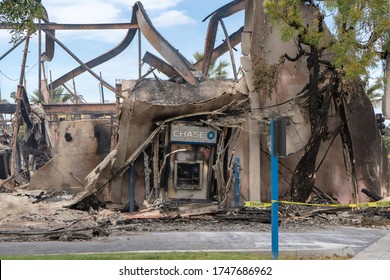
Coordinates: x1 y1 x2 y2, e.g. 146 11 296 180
194 26 243 72
142 51 184 83
202 0 245 76
134 2 199 86
38 23 139 30
44 30 119 95
0 103 116 115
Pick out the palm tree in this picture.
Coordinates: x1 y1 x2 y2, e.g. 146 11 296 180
10 91 16 102
29 87 72 104
365 77 384 101
193 51 229 79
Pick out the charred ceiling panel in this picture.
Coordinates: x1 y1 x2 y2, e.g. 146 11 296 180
122 79 239 104
345 94 390 200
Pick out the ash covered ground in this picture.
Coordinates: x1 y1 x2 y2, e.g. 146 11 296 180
1 190 389 242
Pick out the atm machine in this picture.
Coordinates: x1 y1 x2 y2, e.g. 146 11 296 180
167 121 218 201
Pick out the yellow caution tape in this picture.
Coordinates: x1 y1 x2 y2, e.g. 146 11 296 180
245 200 390 209
245 201 272 208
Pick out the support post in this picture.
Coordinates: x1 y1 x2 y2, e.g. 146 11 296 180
270 119 279 260
219 19 238 80
234 157 240 207
129 163 135 212
11 35 30 191
138 28 142 79
100 72 105 104
152 138 160 201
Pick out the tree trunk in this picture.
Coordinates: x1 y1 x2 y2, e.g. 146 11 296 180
290 47 336 201
290 128 323 201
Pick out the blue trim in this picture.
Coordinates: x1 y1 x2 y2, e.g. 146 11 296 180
271 119 279 260
170 141 216 146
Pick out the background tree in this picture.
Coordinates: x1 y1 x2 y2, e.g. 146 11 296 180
365 76 384 101
0 0 44 43
29 87 71 104
193 51 229 79
263 0 390 201
10 91 16 102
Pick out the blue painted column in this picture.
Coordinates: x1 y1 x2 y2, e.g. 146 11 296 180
234 157 240 207
270 119 279 260
129 163 135 212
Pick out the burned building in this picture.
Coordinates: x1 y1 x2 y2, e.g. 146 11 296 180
1 0 389 214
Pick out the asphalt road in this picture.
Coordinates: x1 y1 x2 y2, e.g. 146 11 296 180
0 226 388 258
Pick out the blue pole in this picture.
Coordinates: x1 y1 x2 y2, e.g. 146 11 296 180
234 157 240 207
270 119 279 260
129 163 135 212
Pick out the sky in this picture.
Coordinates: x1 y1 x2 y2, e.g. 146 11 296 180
0 0 244 103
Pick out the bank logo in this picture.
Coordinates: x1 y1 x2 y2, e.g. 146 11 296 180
171 125 217 144
207 131 216 141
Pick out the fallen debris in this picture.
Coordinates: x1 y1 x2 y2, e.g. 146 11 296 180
216 207 271 223
68 194 105 211
122 202 219 219
362 188 382 201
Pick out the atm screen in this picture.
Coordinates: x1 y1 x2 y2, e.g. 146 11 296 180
174 160 203 190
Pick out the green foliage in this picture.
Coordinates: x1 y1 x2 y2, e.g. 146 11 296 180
253 57 279 98
383 136 390 155
364 76 384 101
29 87 72 104
263 0 390 79
193 51 229 79
9 91 16 102
0 0 45 43
263 0 305 42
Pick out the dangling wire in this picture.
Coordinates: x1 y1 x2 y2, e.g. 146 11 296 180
0 70 18 81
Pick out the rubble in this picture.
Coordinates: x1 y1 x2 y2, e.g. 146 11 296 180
0 190 389 242
122 202 220 219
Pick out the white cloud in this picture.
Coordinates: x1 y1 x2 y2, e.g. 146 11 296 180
0 30 11 42
40 0 185 25
40 0 129 43
43 1 122 23
38 0 188 43
120 0 182 11
55 29 128 44
152 10 195 28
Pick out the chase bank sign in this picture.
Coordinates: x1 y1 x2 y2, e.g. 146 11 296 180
171 124 217 145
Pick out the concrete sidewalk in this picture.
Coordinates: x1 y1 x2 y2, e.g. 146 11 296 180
352 231 390 259
0 226 389 259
